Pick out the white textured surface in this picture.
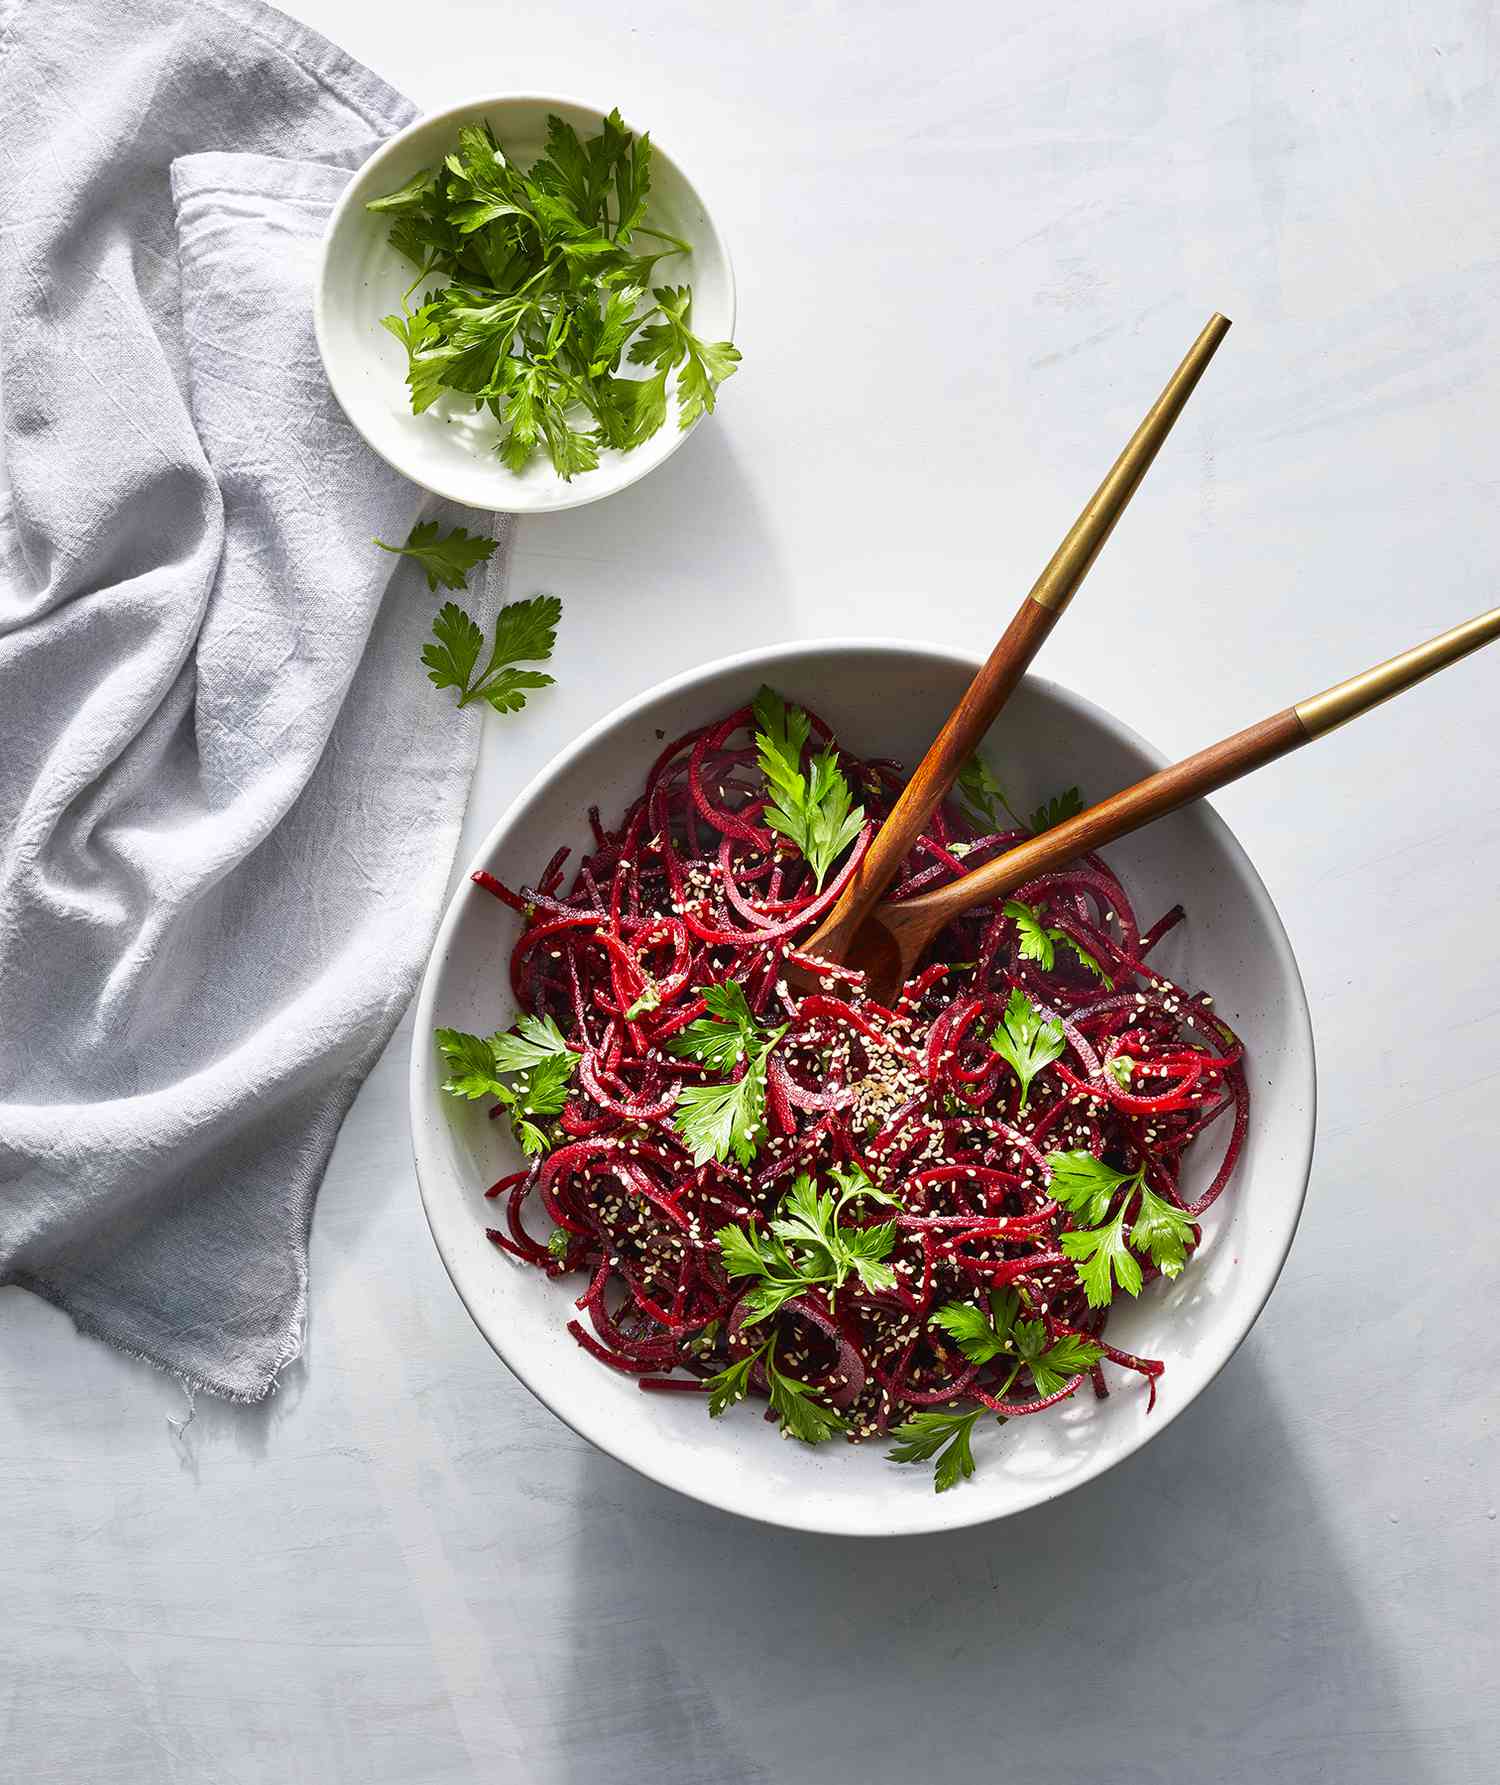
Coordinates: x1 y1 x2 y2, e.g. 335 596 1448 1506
3 0 1499 1779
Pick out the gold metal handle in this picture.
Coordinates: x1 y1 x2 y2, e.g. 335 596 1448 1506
1028 312 1232 614
1295 604 1500 737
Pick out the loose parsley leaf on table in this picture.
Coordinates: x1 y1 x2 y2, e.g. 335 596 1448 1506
752 686 866 888
375 520 498 591
989 987 1066 1111
422 593 560 714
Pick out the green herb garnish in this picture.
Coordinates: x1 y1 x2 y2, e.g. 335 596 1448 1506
752 686 866 888
713 1167 899 1323
668 984 787 1165
1129 1184 1197 1280
422 593 560 714
896 1284 1105 1491
435 1016 579 1155
957 755 1084 839
375 521 498 591
988 987 1066 1112
931 1288 1020 1364
1028 786 1084 833
1046 1149 1198 1304
957 755 1022 831
367 111 740 478
703 1336 846 1444
1003 899 1113 986
887 1407 985 1493
1059 1204 1142 1308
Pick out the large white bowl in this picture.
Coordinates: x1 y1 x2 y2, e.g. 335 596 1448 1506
410 642 1316 1535
314 94 736 513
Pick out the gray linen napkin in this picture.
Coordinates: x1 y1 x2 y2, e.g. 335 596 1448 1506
0 0 503 1398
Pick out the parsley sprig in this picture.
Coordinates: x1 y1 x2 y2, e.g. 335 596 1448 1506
714 1166 900 1323
1047 1150 1199 1307
703 1335 847 1444
932 1290 1103 1395
887 1406 984 1492
988 987 1066 1111
367 111 740 479
422 593 561 713
958 755 1085 838
375 521 498 591
668 984 786 1165
1003 899 1113 987
1029 786 1085 832
435 1015 580 1155
890 1289 1104 1491
752 686 866 888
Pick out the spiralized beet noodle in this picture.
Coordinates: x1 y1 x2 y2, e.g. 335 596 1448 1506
462 693 1248 1489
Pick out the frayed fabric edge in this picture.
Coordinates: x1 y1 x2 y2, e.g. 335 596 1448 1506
2 1265 307 1405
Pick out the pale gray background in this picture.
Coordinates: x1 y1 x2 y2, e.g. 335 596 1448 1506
3 2 1498 1780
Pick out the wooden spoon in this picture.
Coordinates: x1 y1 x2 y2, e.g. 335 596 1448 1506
822 604 1500 1004
792 312 1232 980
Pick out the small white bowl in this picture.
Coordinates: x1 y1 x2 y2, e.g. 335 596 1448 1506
314 95 736 513
410 642 1317 1535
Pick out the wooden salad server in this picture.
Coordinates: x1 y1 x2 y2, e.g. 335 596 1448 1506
836 604 1500 1003
793 311 1231 978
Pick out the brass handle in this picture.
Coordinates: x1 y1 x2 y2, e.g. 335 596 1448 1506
1295 604 1500 737
1028 312 1231 613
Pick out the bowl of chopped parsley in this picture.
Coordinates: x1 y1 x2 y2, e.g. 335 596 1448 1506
315 95 738 512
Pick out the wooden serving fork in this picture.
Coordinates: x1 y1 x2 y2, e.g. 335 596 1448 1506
792 312 1232 980
825 604 1500 1004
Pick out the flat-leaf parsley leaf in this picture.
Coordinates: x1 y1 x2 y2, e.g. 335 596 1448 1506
752 686 866 888
887 1407 985 1492
434 1022 580 1157
989 988 1066 1111
422 593 560 714
375 521 498 591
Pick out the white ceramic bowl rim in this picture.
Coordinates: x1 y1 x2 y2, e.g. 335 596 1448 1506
313 91 737 514
410 638 1317 1535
